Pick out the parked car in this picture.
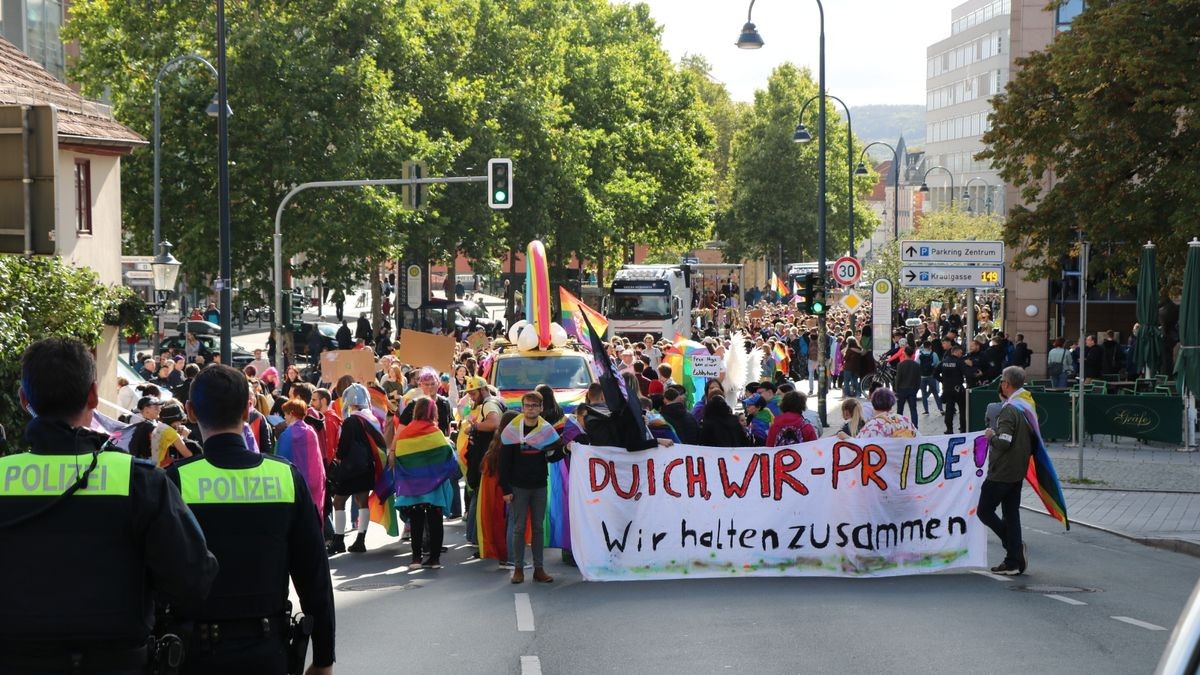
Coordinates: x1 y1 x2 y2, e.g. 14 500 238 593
422 300 502 337
293 321 339 358
158 334 254 368
173 319 222 335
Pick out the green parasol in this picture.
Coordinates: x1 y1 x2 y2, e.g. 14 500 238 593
1134 242 1162 377
1176 238 1200 402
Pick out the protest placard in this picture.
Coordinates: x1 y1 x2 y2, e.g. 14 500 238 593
465 329 488 352
689 354 722 379
320 349 377 385
395 329 457 374
569 433 989 581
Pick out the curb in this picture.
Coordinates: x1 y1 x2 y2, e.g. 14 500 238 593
1021 504 1200 559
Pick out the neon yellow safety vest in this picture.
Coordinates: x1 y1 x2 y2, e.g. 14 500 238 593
176 458 295 505
0 452 132 497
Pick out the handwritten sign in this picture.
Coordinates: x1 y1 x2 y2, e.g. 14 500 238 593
689 354 722 379
320 349 376 385
465 329 488 352
394 329 456 374
569 433 988 581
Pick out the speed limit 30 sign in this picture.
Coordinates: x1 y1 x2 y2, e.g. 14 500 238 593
833 256 862 287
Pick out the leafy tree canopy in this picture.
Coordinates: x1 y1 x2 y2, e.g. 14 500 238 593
979 0 1200 292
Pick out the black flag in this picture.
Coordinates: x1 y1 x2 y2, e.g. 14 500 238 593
580 312 655 451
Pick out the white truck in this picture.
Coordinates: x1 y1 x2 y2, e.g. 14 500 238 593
603 265 693 341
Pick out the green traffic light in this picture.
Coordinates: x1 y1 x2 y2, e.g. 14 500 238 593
494 190 508 203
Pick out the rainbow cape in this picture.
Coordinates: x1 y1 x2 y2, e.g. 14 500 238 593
646 411 680 443
276 421 326 520
559 286 608 347
772 342 790 375
664 336 712 410
390 419 461 497
500 415 561 449
500 388 588 414
1006 389 1070 529
748 407 774 443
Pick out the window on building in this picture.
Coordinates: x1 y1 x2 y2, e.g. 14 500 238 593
1056 0 1085 29
74 159 92 234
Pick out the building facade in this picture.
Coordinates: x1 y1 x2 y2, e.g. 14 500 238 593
924 0 1011 213
0 0 68 81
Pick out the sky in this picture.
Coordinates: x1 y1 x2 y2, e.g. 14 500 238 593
635 0 964 105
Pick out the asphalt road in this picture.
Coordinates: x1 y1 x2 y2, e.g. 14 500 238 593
322 509 1198 674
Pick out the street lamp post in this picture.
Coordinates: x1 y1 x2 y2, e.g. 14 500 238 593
738 0 830 428
856 141 901 240
151 240 182 347
152 55 219 271
795 93 855 257
918 165 955 211
963 176 990 214
216 0 233 365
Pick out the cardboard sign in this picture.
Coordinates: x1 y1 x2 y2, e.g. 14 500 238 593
320 349 377 386
465 329 488 352
690 354 723 379
395 329 457 374
748 308 766 320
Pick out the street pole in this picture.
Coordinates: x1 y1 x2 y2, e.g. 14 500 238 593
272 175 488 372
856 141 901 241
1077 241 1089 479
215 0 233 365
797 93 853 258
815 0 828 428
152 55 218 284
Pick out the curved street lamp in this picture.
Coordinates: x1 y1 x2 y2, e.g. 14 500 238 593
918 165 955 211
796 93 855 257
963 176 991 214
738 0 831 429
856 141 901 240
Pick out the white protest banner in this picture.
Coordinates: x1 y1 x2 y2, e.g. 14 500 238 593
569 433 988 581
689 354 722 379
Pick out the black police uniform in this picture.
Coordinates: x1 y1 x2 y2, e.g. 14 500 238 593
165 432 334 674
937 354 968 434
0 417 218 674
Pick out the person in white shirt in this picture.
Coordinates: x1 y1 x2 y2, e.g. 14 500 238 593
642 335 663 369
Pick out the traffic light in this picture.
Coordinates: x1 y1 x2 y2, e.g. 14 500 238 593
281 292 293 330
802 272 817 312
290 290 304 327
811 285 827 316
488 158 512 209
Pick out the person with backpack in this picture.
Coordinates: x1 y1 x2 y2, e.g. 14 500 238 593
766 391 819 447
1046 337 1072 388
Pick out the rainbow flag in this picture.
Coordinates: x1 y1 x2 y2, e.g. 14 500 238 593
748 408 774 444
390 420 461 497
368 385 391 426
500 415 561 449
547 458 571 549
1007 389 1070 529
560 286 608 347
501 388 587 414
771 272 789 298
772 342 790 375
646 411 680 443
276 421 326 520
369 493 400 537
665 336 712 409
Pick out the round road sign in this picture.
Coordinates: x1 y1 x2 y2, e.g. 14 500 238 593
833 256 862 286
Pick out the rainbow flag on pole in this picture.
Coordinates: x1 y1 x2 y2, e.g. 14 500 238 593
771 272 790 298
1007 390 1070 529
560 286 608 347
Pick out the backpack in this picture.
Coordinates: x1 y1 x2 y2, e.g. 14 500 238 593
773 420 815 447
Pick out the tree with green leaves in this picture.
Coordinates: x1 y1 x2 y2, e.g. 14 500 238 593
979 0 1200 292
0 256 143 452
720 63 878 267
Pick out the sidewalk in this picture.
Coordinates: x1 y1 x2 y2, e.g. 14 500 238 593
886 389 1200 558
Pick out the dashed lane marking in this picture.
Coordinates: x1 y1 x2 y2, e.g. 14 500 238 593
1045 594 1088 606
521 656 542 675
970 570 1014 582
515 593 535 632
1111 616 1166 631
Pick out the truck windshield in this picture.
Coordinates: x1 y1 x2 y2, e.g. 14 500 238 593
493 356 593 390
610 294 670 319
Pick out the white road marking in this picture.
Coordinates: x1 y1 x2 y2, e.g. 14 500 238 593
459 558 482 565
1111 616 1166 631
1028 527 1054 536
407 568 425 575
1045 594 1087 606
970 570 1014 582
515 593 535 632
521 655 542 675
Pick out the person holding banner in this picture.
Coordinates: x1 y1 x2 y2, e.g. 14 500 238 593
979 366 1035 575
499 392 566 583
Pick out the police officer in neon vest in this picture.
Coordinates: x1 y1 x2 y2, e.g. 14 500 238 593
168 365 334 674
0 338 218 674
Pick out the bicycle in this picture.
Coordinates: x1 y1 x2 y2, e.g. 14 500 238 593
860 356 895 393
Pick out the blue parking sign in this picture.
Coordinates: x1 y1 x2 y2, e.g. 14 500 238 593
920 246 930 257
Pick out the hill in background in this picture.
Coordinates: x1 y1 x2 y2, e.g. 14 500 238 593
849 104 925 157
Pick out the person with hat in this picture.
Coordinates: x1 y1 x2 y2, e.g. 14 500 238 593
130 395 193 468
327 383 384 554
161 401 203 457
740 392 774 446
0 338 218 674
167 365 335 674
462 376 503 554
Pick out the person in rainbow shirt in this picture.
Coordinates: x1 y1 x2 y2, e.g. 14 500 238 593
499 390 567 584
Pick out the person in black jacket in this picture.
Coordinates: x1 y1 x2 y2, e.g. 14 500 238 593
335 320 352 350
327 384 383 555
1 338 218 675
499 391 566 584
699 395 750 447
660 386 700 444
169 365 335 674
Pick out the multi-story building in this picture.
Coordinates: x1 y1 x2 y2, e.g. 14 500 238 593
924 0 1010 213
0 0 69 81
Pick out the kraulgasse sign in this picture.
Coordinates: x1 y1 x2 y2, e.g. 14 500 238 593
569 433 989 581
